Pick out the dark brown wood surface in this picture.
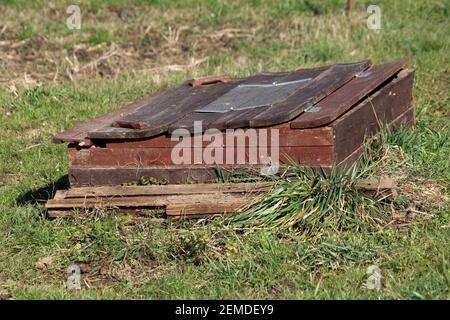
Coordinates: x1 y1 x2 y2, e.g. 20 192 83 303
332 69 415 164
110 66 330 136
336 104 415 169
166 68 328 133
68 145 333 167
54 61 379 142
291 58 409 129
87 81 242 139
104 124 334 148
52 89 167 144
197 66 332 131
68 165 227 186
64 182 272 198
249 60 371 127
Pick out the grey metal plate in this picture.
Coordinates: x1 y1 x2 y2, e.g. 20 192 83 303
195 78 312 113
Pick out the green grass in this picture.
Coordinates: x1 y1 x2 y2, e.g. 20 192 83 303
0 0 449 299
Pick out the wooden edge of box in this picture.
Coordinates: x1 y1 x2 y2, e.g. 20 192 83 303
331 68 415 164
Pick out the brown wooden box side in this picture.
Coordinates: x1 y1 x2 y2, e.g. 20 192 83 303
103 124 334 149
331 69 415 165
68 145 333 167
68 126 335 185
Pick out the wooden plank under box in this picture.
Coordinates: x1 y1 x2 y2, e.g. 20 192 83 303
54 58 415 186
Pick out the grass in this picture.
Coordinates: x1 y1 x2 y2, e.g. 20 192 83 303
0 0 449 299
229 165 389 235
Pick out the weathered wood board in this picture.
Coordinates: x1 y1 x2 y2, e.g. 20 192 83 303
46 178 396 218
332 68 415 164
291 58 409 128
46 182 271 218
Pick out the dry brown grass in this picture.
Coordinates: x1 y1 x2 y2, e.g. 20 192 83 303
0 3 374 89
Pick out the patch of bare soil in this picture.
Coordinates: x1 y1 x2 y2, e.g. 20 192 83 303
0 10 261 90
398 176 447 212
77 257 180 289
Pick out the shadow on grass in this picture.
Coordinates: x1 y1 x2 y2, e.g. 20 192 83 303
16 175 70 206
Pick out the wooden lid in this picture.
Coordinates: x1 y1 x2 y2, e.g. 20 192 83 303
53 58 409 144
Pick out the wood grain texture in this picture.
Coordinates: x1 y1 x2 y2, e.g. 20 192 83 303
167 66 330 133
47 177 398 217
47 193 249 216
353 178 396 190
68 145 333 167
104 124 334 148
332 69 415 163
65 182 272 198
336 104 415 169
166 73 286 133
291 58 409 129
68 165 228 186
54 61 370 142
249 60 371 127
190 75 231 87
53 89 167 144
88 80 242 139
165 194 247 216
204 66 332 130
46 195 167 209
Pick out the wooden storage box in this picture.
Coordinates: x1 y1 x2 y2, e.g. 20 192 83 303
54 59 415 186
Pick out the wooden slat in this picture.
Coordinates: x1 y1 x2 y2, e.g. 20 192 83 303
53 89 167 144
53 190 67 200
353 178 396 190
190 75 231 87
167 66 330 133
58 62 369 142
249 60 372 127
207 108 267 131
166 74 285 133
88 81 242 139
46 195 167 209
47 210 166 223
47 177 397 217
55 61 372 143
86 81 193 139
168 112 224 133
165 194 248 216
67 146 334 186
104 124 334 148
68 165 236 186
64 182 272 198
202 66 331 131
46 193 252 216
291 58 409 129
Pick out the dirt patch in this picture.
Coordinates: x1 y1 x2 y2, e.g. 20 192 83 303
0 0 288 91
77 258 180 289
398 176 447 212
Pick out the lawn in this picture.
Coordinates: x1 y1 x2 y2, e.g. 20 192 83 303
0 0 448 299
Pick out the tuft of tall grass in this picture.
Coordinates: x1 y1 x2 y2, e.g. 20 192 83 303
229 163 390 235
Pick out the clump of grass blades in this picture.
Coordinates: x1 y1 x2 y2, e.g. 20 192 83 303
229 163 390 235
